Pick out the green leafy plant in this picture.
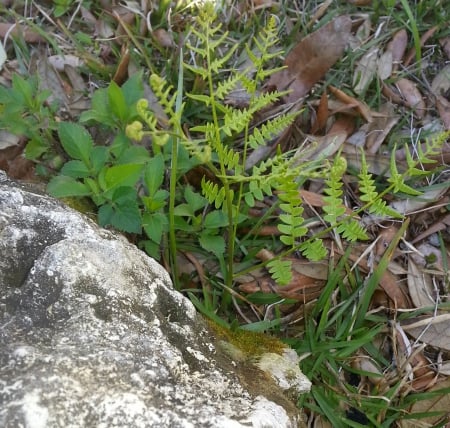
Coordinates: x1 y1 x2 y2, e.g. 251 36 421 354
0 74 60 172
45 3 448 303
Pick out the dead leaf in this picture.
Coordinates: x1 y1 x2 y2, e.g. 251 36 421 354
436 95 450 130
366 104 399 153
152 28 175 48
395 78 426 118
402 314 450 352
385 29 408 72
412 212 450 244
310 90 329 134
47 55 84 71
0 22 44 43
407 257 436 308
266 16 352 103
377 50 393 80
440 36 450 60
398 377 450 427
390 187 448 215
353 47 379 94
404 26 439 67
329 85 373 122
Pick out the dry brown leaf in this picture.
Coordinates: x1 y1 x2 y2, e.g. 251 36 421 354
366 104 399 154
412 213 450 244
353 47 379 94
33 54 70 108
436 95 450 130
310 90 329 134
395 78 426 118
402 314 450 352
440 36 450 60
376 50 393 81
0 22 44 43
407 257 436 308
266 16 352 103
431 64 450 104
329 85 373 122
404 26 439 67
385 29 408 72
390 187 448 215
398 377 450 427
47 55 84 71
152 28 175 48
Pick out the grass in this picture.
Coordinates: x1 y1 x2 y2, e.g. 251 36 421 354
1 0 450 426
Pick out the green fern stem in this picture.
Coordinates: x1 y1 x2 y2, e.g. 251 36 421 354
203 24 235 294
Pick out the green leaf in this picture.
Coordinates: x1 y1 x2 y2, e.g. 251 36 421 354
143 212 168 244
204 210 229 228
25 138 50 160
266 258 292 286
300 239 327 261
98 187 142 233
90 146 109 173
47 176 91 197
60 160 90 178
116 145 150 164
184 186 207 212
58 122 93 166
144 154 165 195
199 233 225 259
102 163 144 191
122 72 144 107
80 89 113 126
108 81 127 123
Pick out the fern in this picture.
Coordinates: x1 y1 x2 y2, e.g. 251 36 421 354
323 156 368 241
266 258 292 286
358 150 402 218
126 3 449 298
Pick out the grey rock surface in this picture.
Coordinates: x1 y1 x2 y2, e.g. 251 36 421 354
0 175 307 428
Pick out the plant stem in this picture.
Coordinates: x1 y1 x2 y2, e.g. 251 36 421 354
168 49 184 290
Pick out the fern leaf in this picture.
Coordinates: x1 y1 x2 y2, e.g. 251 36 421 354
337 219 368 241
276 179 307 246
266 258 292 286
248 114 298 148
358 151 402 218
216 74 242 100
299 239 327 261
388 150 421 195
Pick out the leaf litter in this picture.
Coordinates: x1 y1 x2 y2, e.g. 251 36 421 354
0 1 449 425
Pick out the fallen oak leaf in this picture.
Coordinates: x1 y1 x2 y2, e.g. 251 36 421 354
266 16 352 103
0 22 45 43
329 85 373 122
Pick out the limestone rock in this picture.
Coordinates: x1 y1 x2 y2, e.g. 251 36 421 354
0 173 308 427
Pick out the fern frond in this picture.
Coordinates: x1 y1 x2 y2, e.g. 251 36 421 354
299 239 327 261
216 74 242 100
337 219 368 241
276 179 307 247
358 151 402 218
210 45 239 73
149 74 177 120
266 258 292 286
322 157 347 226
387 149 421 195
248 113 297 148
202 177 230 209
183 63 209 79
222 106 253 136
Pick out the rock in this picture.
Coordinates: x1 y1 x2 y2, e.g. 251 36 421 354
0 173 309 427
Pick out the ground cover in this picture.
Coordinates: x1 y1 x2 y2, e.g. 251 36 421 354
0 1 450 426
